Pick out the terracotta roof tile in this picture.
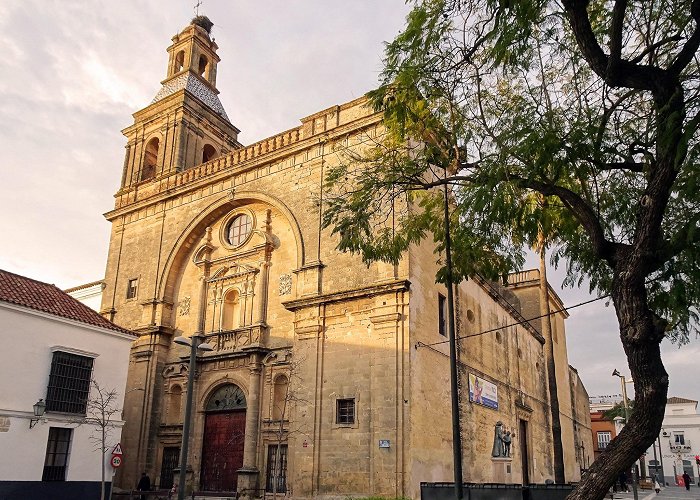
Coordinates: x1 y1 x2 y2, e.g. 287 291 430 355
0 269 136 336
64 279 105 293
667 396 698 404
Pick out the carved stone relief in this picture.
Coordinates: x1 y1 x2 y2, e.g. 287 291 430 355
279 273 292 295
178 296 191 316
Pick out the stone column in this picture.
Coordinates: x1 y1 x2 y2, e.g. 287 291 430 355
255 262 269 325
238 355 262 497
175 119 189 171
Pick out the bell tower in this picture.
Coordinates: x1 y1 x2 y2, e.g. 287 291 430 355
119 16 241 188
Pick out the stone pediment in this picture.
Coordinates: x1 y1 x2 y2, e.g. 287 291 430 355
209 263 259 283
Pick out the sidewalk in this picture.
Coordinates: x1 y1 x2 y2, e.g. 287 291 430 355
611 486 700 499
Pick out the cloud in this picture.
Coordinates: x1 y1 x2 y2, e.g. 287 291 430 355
0 1 696 406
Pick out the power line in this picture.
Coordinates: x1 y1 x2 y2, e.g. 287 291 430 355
417 340 584 425
417 292 611 349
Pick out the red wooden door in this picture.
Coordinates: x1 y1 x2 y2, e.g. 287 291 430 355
200 410 246 492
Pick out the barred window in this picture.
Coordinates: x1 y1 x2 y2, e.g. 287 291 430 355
265 444 288 493
42 427 72 481
336 398 355 425
46 352 94 414
597 431 611 450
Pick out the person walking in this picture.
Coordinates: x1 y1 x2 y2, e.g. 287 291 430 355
137 472 151 500
619 470 629 493
682 471 691 491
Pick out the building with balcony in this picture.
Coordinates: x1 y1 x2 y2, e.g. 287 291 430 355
646 397 700 486
0 270 136 500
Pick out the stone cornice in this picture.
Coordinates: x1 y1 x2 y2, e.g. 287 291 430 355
106 109 381 222
282 279 410 311
472 274 546 344
506 269 569 319
125 87 238 134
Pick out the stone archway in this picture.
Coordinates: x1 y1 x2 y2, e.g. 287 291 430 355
200 384 247 492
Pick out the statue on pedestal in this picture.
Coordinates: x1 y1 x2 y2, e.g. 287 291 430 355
492 421 504 457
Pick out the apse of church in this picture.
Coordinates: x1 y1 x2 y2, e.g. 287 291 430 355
103 17 590 499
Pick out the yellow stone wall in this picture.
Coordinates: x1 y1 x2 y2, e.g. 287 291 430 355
406 240 558 496
104 86 590 498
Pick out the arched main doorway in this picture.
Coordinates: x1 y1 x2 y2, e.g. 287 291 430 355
200 384 246 492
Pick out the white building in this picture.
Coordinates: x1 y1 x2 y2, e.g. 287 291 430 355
0 269 136 499
65 280 105 313
646 397 700 487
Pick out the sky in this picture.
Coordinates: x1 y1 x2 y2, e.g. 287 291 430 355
0 1 697 404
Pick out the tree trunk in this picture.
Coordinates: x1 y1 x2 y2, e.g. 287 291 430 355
567 275 669 499
101 424 106 500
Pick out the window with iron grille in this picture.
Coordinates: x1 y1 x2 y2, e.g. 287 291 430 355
46 351 94 414
265 444 288 493
597 431 611 450
438 293 447 336
126 278 138 300
42 427 72 481
336 398 355 425
159 447 180 489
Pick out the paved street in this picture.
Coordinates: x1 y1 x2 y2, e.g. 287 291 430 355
611 486 700 499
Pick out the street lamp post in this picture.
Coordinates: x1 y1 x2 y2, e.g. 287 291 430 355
443 180 463 500
658 433 666 486
175 334 213 500
613 369 638 500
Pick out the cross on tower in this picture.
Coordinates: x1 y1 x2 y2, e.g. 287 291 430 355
194 0 203 16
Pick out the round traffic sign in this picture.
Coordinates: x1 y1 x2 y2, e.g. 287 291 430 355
111 455 123 468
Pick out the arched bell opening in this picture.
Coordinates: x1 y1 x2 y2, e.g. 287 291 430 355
202 144 218 163
140 137 160 182
198 55 209 78
174 50 185 73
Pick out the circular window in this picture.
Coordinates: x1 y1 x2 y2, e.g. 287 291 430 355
225 214 252 247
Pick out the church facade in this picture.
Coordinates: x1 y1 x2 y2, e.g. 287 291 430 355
102 18 591 499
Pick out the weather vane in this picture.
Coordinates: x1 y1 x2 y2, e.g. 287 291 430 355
194 0 203 16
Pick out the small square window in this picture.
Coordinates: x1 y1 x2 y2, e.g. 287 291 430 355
438 293 447 336
336 398 355 425
126 278 138 300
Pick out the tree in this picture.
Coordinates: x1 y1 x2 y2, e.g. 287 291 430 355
323 1 700 498
264 352 309 500
74 380 122 500
603 400 635 421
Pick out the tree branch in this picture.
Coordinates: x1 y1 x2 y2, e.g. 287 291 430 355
562 0 666 91
630 34 683 64
608 0 628 72
511 175 622 264
669 0 700 75
562 0 611 78
595 161 646 172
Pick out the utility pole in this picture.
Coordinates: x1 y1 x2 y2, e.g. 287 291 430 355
443 181 463 499
613 370 638 500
